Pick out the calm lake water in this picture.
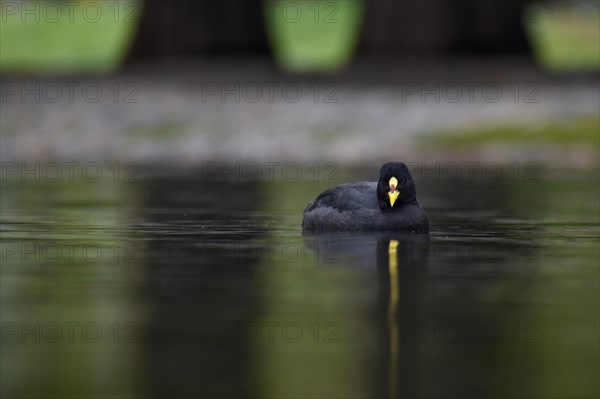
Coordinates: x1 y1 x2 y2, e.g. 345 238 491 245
1 164 598 399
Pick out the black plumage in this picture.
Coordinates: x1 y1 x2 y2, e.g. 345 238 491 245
302 162 430 232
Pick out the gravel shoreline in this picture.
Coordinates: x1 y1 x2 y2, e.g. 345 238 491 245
2 60 598 166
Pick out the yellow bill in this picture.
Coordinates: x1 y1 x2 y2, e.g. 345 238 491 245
388 177 400 207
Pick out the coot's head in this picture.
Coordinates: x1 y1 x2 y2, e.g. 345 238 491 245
376 162 417 210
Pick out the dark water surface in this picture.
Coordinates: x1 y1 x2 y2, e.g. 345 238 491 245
1 166 599 399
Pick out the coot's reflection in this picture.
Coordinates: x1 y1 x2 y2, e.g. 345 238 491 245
303 233 430 399
378 235 429 399
306 229 542 399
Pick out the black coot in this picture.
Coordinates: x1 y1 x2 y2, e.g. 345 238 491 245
302 162 430 232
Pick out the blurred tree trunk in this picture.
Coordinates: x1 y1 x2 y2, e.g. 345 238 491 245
126 0 535 64
127 0 270 62
356 0 534 56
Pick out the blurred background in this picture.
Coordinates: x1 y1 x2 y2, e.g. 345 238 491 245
1 1 599 399
1 0 599 164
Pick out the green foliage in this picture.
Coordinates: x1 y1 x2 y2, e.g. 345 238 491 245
421 117 600 148
0 1 140 74
525 3 600 71
264 0 364 73
1 1 599 74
